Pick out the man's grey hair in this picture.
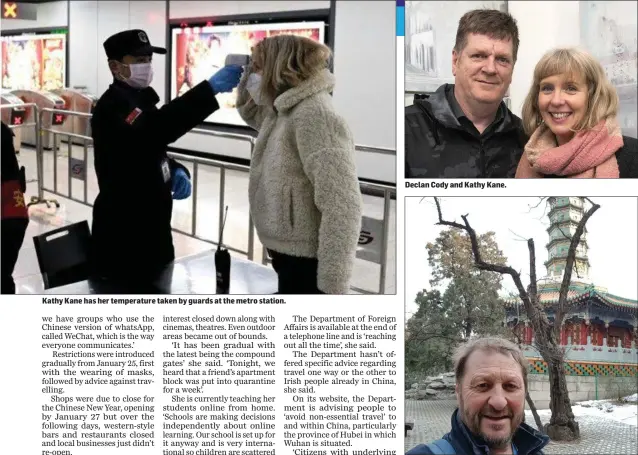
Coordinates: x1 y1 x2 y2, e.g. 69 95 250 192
453 337 529 390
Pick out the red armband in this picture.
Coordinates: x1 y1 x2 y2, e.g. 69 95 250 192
1 180 29 219
125 108 143 124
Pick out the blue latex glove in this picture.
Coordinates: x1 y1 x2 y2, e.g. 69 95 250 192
208 64 243 94
171 168 191 200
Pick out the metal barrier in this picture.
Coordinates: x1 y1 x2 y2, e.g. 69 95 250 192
36 107 259 260
39 107 93 207
186 128 256 260
164 151 255 260
259 148 396 295
355 144 395 156
22 106 395 294
360 180 394 295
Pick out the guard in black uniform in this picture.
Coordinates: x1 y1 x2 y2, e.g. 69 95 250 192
1 122 29 294
90 29 243 284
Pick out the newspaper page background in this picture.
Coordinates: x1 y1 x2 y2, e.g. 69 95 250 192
0 2 406 453
2 297 404 454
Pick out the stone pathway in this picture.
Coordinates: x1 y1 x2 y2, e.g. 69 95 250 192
405 400 637 454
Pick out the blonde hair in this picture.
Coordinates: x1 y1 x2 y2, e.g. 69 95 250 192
252 34 332 103
521 47 618 136
453 337 529 391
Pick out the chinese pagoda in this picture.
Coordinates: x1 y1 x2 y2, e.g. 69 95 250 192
506 197 637 376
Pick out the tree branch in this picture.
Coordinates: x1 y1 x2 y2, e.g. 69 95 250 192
528 197 550 221
406 318 461 345
509 229 530 242
528 239 538 304
529 197 548 210
434 197 533 313
407 333 462 346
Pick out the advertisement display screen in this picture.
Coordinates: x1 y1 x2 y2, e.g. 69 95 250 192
1 32 67 91
170 21 326 127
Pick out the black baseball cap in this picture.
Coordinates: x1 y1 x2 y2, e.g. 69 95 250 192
103 29 167 60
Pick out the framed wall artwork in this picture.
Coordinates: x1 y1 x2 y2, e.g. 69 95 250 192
404 0 508 95
580 1 637 138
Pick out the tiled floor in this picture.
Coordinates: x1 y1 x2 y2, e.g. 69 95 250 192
13 141 396 294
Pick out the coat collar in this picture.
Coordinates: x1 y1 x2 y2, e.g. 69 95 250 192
111 79 160 106
449 408 549 455
415 83 521 135
273 69 335 113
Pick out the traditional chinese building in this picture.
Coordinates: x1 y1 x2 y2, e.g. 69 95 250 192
506 197 638 377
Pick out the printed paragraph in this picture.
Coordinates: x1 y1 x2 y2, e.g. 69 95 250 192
161 314 277 454
282 315 399 453
41 314 157 451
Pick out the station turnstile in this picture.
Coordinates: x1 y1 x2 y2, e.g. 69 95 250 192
1 90 27 152
10 90 67 149
53 88 97 144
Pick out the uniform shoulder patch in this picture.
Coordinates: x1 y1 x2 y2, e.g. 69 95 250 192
125 107 143 124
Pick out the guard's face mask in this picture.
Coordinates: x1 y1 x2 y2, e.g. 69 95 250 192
115 61 153 89
246 73 263 105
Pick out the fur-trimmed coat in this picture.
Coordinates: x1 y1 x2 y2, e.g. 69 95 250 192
237 68 362 294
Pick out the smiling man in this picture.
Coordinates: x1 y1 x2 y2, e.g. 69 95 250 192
405 10 528 178
406 337 549 455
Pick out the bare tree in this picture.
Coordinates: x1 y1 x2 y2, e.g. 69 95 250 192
508 326 545 433
432 197 601 441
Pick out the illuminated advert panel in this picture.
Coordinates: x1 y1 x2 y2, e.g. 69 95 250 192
170 21 326 128
1 32 67 91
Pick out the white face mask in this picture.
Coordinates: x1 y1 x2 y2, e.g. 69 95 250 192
123 62 153 89
246 73 263 105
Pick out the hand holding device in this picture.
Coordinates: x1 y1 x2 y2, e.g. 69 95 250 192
171 168 191 200
208 65 244 94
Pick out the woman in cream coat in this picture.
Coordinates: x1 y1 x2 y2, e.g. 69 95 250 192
236 35 363 294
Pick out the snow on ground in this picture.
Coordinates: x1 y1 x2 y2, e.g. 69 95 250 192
526 394 638 427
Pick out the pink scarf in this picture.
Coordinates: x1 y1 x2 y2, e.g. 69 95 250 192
515 118 622 178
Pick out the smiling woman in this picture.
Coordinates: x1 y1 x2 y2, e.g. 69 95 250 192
537 73 588 145
516 47 638 178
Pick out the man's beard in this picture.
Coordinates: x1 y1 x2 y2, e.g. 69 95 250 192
458 397 523 449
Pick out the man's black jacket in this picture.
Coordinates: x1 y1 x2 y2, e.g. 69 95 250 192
405 84 528 178
406 408 549 455
1 122 29 294
90 79 219 280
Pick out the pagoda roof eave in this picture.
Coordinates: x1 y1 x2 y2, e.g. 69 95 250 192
545 238 589 250
546 221 589 233
544 257 590 267
504 287 637 312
